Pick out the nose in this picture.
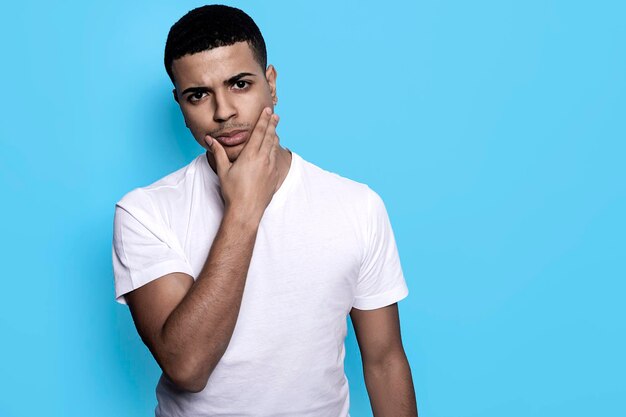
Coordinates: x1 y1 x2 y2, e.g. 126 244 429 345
213 90 237 123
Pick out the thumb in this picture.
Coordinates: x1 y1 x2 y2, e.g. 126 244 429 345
205 135 230 177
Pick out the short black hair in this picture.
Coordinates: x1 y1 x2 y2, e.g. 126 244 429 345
164 4 267 86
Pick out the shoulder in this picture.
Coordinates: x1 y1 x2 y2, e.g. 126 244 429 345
115 154 203 216
295 152 376 204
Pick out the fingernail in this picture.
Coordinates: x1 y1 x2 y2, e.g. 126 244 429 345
265 107 272 115
205 135 213 147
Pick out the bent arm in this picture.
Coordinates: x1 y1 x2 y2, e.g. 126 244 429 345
125 107 281 393
126 207 260 393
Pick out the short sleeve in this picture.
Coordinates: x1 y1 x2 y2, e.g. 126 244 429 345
112 200 194 305
352 188 409 310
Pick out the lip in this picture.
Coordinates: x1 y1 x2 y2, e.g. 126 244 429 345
214 129 248 146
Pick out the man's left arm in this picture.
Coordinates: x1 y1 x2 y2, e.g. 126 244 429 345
350 302 418 417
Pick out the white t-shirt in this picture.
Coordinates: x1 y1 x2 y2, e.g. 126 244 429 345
112 149 409 417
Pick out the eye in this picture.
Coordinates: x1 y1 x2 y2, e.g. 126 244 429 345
233 80 251 90
188 91 208 103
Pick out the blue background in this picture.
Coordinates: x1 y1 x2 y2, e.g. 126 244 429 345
1 0 624 416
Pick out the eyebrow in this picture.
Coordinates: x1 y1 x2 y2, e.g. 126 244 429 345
180 72 257 96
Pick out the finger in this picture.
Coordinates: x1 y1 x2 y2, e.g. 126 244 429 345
268 135 278 165
260 114 279 155
269 139 280 191
241 107 273 156
206 134 230 178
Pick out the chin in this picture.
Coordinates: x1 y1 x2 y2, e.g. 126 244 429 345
225 144 245 162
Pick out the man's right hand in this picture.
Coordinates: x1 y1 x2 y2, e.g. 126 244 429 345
205 106 280 223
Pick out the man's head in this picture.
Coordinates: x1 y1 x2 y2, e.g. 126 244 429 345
164 5 277 162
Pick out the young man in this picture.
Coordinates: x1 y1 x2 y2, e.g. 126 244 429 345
112 5 417 417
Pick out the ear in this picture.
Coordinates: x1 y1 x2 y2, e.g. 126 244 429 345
172 88 179 103
265 64 278 105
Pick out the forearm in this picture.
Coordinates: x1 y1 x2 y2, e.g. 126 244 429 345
364 354 418 417
160 207 261 391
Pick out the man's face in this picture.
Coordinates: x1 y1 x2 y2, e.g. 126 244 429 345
171 41 277 163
